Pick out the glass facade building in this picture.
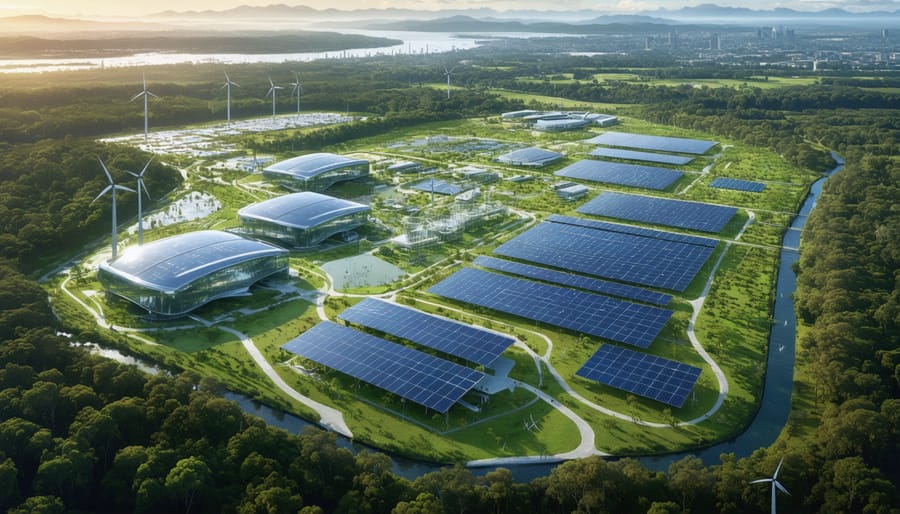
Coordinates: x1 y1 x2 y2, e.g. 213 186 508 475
238 192 370 248
97 231 289 317
262 153 370 192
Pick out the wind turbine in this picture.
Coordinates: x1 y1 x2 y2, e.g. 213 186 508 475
443 65 457 99
130 73 158 144
289 73 303 116
750 458 790 514
93 157 135 261
222 72 239 125
127 158 152 245
265 76 283 120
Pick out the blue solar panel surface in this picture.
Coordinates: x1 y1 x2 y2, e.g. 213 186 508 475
410 179 462 195
428 267 672 348
282 321 483 413
555 160 683 191
710 177 767 192
497 147 563 166
585 131 718 155
495 217 716 291
576 192 737 233
589 147 694 166
338 298 514 367
576 344 702 408
473 256 671 306
547 215 718 248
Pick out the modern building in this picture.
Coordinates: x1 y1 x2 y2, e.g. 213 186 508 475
556 184 589 201
263 153 369 192
97 231 289 317
238 192 370 248
496 147 564 167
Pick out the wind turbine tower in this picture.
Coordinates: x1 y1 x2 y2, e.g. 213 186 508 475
266 76 283 120
750 458 790 514
290 73 303 116
128 159 152 245
222 72 239 125
93 157 135 261
131 73 158 144
443 65 457 100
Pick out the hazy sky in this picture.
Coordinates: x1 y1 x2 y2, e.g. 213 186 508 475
2 0 898 17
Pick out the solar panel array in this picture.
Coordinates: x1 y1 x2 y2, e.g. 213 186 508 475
428 267 672 348
495 217 716 291
282 321 483 413
496 147 563 166
589 147 694 166
547 215 718 248
585 131 718 155
338 298 514 367
576 344 702 408
410 178 462 195
555 160 683 191
473 256 671 306
710 177 767 193
576 192 738 233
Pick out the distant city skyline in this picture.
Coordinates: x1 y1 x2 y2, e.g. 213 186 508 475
2 0 898 18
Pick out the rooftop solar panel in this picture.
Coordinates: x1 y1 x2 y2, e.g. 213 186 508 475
410 178 463 195
710 177 767 193
338 298 514 367
589 147 694 166
555 160 683 191
495 218 716 291
585 131 718 155
473 256 671 306
576 192 737 233
546 214 718 248
282 321 483 413
576 344 702 408
429 268 672 348
496 147 563 167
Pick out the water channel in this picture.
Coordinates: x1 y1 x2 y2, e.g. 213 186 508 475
79 155 843 481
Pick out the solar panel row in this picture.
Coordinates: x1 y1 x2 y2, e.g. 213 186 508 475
547 214 718 248
282 321 483 413
496 218 715 291
710 177 767 193
555 160 683 191
429 267 672 348
338 298 514 367
473 255 672 307
589 147 694 166
576 344 702 408
410 179 462 195
585 131 718 155
576 192 738 233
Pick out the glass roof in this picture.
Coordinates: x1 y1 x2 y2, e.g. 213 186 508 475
100 230 287 292
263 152 368 179
238 192 369 230
497 147 563 165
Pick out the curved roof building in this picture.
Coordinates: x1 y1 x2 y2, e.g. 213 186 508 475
238 192 370 248
263 153 369 192
496 147 564 167
98 231 289 317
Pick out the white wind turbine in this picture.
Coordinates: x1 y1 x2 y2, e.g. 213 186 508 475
130 73 158 143
127 158 152 246
222 72 239 125
443 65 457 99
289 73 303 116
93 157 135 261
266 76 283 120
750 458 790 514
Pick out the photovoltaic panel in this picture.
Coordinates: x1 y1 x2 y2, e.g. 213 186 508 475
710 177 767 193
589 147 694 166
576 344 702 408
576 192 737 233
410 178 462 195
495 217 716 291
585 131 718 155
338 298 514 367
282 321 483 413
428 267 672 348
547 215 718 248
555 160 683 191
473 256 671 306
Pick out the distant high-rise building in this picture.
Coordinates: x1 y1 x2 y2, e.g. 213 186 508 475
668 31 677 49
645 37 652 50
709 33 720 51
884 28 889 40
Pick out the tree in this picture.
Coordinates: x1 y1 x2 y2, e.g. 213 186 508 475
668 455 713 513
165 456 212 514
7 495 64 514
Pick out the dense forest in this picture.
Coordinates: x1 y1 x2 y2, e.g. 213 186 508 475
0 55 897 512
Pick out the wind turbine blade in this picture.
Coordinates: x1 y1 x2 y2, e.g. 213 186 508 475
773 458 784 479
97 157 114 184
93 185 112 203
114 185 136 194
774 480 790 496
749 478 772 485
224 71 231 82
268 75 274 87
140 158 152 176
130 91 144 102
148 91 159 99
142 183 151 200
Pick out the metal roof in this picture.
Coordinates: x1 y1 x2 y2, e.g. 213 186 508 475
99 231 287 293
497 147 563 166
238 192 369 230
263 153 368 180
